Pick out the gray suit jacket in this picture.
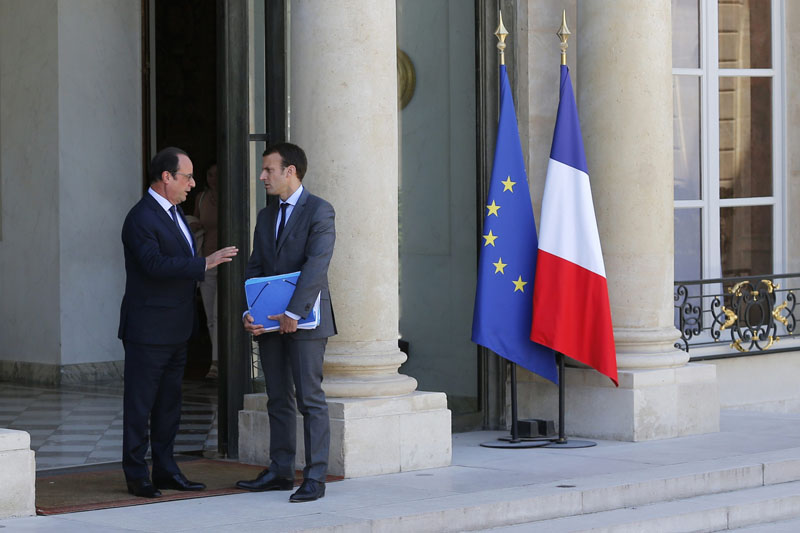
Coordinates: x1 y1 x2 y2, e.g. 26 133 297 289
245 187 336 339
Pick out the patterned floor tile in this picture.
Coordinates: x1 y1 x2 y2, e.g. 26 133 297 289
1 380 218 471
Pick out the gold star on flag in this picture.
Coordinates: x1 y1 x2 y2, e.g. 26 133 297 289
482 230 498 247
486 200 501 217
501 176 516 192
512 275 527 292
492 258 507 274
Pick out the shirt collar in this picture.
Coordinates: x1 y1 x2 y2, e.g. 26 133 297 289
148 187 174 212
282 185 303 207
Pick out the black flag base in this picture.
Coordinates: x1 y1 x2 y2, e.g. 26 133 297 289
480 436 550 449
543 353 597 448
480 435 596 449
540 438 597 449
481 365 551 448
480 355 598 450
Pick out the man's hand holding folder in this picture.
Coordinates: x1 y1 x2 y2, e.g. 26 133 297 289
244 312 297 335
243 271 321 335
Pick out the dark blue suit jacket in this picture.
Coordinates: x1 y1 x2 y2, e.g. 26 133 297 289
118 193 206 345
245 187 336 339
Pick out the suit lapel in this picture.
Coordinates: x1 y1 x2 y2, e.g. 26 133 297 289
265 201 279 256
276 188 309 253
144 194 194 257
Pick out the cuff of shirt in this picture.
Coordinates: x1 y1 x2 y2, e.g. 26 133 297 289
284 310 301 321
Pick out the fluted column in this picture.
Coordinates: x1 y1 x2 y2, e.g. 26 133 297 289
577 0 688 370
289 0 417 397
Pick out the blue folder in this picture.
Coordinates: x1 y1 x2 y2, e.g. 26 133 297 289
245 271 320 332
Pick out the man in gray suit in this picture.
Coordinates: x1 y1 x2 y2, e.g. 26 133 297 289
236 143 335 503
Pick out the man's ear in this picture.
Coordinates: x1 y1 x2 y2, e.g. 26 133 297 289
161 170 172 183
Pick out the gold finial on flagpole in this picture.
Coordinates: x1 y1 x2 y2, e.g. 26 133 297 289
495 11 509 66
557 9 571 66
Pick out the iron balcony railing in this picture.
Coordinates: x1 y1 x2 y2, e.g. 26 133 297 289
674 273 800 360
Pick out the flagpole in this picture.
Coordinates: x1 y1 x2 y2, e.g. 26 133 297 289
479 10 548 450
537 12 596 450
509 363 519 441
557 352 566 443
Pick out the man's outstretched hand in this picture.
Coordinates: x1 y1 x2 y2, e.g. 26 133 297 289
205 246 238 270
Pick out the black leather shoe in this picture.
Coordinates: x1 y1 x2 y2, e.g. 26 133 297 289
126 478 162 498
154 472 206 491
289 479 325 502
236 469 294 492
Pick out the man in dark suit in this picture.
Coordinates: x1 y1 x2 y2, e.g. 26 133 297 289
236 143 335 503
119 147 238 498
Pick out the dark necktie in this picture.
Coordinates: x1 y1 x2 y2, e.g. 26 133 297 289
276 202 289 242
170 205 191 250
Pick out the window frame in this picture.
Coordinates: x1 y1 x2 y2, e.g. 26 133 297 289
673 0 786 282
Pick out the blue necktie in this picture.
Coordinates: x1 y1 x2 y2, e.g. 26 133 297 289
276 202 289 242
170 205 191 250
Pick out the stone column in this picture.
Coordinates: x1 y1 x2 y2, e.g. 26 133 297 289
289 0 416 398
238 0 451 476
577 0 687 371
542 0 718 440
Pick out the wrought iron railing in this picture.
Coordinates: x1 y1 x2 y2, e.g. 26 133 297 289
674 273 800 359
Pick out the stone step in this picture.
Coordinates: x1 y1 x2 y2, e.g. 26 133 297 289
289 452 800 532
481 480 800 532
728 516 800 531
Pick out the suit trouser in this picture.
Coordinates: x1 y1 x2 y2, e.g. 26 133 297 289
258 334 330 482
122 341 186 481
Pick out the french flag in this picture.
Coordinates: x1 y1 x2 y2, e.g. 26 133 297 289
531 65 618 386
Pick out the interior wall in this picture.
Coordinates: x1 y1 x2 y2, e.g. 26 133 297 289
0 0 62 366
57 0 142 366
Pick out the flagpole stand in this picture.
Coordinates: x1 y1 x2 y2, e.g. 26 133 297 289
536 352 596 448
481 363 549 449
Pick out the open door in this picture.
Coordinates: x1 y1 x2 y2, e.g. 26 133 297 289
215 0 287 457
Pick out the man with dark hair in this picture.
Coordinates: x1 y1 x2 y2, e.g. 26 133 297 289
236 142 336 503
119 146 238 498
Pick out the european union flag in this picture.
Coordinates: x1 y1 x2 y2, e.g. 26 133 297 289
471 65 558 383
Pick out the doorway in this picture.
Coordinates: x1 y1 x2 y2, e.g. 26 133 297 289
147 0 219 380
396 1 480 430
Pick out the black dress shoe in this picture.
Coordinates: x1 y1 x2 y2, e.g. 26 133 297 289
126 478 162 498
154 472 206 491
289 479 325 502
236 469 294 492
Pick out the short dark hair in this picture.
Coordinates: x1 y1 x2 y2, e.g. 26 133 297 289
149 147 188 184
263 143 307 181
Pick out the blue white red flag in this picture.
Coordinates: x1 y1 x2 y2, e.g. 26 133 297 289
531 65 618 385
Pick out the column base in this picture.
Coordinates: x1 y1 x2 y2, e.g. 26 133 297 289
518 363 719 441
322 340 419 398
238 391 451 477
0 429 35 518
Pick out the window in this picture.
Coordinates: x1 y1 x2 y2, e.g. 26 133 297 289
672 0 783 282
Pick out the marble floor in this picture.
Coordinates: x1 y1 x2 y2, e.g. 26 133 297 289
0 380 218 470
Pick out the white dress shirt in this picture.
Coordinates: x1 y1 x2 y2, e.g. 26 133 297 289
148 188 195 255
